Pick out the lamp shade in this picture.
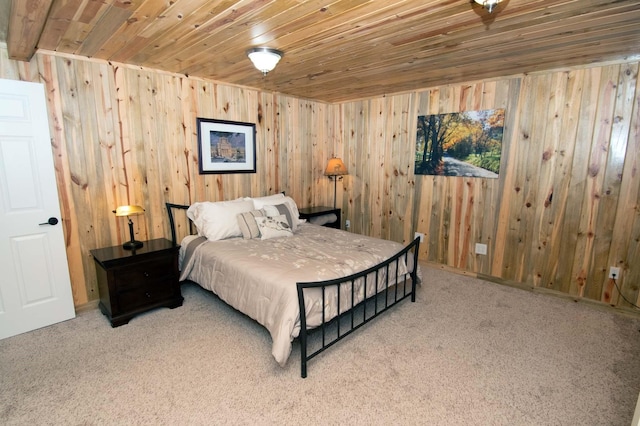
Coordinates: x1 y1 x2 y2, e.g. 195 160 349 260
113 205 145 250
324 158 348 177
113 205 145 217
247 47 283 75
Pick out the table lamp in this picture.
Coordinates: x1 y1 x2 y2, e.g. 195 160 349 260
324 157 348 208
113 205 145 250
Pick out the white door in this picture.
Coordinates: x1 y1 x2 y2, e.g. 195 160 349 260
0 78 75 339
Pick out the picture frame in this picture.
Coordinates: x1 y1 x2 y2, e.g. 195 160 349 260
196 118 256 174
415 109 505 178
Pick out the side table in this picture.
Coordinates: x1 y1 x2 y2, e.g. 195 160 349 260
90 238 183 327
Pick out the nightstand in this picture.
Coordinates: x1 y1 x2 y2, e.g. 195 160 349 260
298 206 341 229
90 238 183 327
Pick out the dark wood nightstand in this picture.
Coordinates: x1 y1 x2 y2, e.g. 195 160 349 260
298 206 341 229
90 238 183 327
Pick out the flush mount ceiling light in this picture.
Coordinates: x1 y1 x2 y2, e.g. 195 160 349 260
474 0 502 13
247 47 284 76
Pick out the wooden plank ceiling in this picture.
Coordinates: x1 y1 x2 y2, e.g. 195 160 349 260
4 0 640 103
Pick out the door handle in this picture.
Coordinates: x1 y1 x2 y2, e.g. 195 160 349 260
39 217 59 226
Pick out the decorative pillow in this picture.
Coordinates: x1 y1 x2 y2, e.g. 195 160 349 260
187 198 255 241
262 203 296 231
237 209 264 239
247 193 285 206
251 195 301 229
255 215 293 240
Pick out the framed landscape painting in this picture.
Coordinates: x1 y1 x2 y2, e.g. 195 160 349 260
415 109 505 178
197 118 256 174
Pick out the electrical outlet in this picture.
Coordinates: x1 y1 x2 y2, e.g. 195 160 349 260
345 219 350 229
609 267 620 279
475 243 487 255
414 232 424 242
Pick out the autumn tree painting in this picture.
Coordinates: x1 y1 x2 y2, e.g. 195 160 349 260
415 109 504 177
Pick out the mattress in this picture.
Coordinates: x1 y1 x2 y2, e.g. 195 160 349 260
179 223 416 366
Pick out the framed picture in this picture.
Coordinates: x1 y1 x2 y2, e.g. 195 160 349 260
415 109 505 178
196 118 256 174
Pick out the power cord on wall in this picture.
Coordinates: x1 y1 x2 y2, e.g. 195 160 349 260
611 273 640 310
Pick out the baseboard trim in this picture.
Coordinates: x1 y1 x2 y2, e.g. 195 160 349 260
421 261 640 320
74 300 99 314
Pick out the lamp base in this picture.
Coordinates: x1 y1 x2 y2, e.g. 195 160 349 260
122 240 143 250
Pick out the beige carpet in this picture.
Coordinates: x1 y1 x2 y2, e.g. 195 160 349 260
1 264 639 425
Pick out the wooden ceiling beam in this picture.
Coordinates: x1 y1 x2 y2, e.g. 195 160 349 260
6 0 54 61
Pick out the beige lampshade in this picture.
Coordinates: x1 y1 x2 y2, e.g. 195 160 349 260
113 205 145 217
324 158 348 177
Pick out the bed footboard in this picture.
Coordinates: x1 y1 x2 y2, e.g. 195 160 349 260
296 237 420 378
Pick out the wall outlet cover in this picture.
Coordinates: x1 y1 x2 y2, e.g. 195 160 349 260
475 243 488 255
609 267 620 279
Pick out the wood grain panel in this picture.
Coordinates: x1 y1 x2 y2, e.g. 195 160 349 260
6 0 54 61
36 53 88 306
572 65 619 300
6 0 640 103
0 46 319 306
337 64 639 315
1 44 638 316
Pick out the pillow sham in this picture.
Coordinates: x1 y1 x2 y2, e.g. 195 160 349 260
262 203 296 231
255 215 293 240
251 195 302 229
247 193 285 205
187 198 255 241
237 209 264 240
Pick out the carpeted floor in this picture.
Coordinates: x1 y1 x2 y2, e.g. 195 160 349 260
1 264 639 425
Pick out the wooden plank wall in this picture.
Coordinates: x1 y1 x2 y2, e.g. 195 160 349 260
0 45 336 307
1 43 638 314
339 65 640 313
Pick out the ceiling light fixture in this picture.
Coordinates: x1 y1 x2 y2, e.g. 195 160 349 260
474 0 502 13
247 47 283 76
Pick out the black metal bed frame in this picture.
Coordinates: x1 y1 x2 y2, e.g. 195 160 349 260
296 237 420 377
165 202 420 378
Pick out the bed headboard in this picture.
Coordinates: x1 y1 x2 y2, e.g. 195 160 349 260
165 202 193 245
166 193 288 245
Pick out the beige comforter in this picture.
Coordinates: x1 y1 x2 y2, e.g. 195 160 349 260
179 223 417 367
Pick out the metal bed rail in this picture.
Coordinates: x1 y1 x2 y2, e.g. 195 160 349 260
296 236 420 378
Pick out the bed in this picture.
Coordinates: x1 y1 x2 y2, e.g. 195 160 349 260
166 195 420 377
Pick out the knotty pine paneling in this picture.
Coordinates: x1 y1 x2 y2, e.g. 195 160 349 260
0 45 337 306
1 43 638 314
339 66 639 313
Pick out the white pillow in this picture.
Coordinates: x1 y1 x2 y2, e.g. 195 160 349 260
248 193 285 205
255 215 293 240
251 195 301 228
187 199 255 241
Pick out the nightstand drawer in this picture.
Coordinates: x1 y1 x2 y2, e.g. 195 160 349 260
117 280 175 312
114 257 176 290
